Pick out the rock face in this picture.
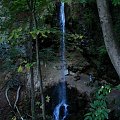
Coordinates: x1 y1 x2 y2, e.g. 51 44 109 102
0 89 10 120
66 52 90 73
26 52 95 96
67 73 95 96
0 51 95 119
107 89 120 118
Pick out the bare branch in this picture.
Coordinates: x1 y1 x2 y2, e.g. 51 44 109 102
5 87 12 107
5 86 24 120
14 86 21 108
14 86 24 120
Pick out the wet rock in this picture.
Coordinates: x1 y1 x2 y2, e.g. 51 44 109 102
43 85 89 120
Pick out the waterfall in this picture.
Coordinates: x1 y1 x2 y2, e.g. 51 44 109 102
53 2 68 120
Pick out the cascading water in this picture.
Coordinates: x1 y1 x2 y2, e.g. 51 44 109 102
53 2 68 120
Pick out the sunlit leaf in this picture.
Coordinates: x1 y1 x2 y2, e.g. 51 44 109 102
25 63 31 71
46 95 50 103
84 116 92 120
18 65 23 72
11 116 16 120
80 35 83 39
36 101 41 106
40 104 43 109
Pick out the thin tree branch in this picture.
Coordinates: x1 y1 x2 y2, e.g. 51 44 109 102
5 86 24 120
26 0 32 12
14 86 24 120
5 87 12 107
14 86 21 108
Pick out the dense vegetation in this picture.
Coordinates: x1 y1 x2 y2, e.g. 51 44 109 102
0 0 120 120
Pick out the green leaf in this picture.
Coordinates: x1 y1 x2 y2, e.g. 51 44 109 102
41 33 47 38
97 95 104 100
30 32 37 39
94 100 99 106
89 108 94 111
46 95 50 103
0 37 3 43
80 35 83 39
40 104 43 109
103 111 108 119
18 65 23 72
112 0 120 5
115 84 120 90
25 63 31 71
11 116 16 120
85 112 92 116
8 34 14 40
84 116 92 120
36 101 41 106
14 33 19 39
18 27 22 32
90 103 95 108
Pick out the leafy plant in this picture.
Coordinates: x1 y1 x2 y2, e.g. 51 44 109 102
97 45 107 58
83 8 94 28
112 0 120 5
115 84 120 90
8 27 22 40
84 85 111 120
39 48 56 62
36 95 50 109
11 116 16 120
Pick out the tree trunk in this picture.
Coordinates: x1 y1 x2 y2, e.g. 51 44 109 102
96 0 120 79
30 66 35 120
26 0 46 119
33 11 46 120
29 16 35 120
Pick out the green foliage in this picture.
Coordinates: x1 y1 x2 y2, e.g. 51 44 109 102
46 95 50 103
83 8 94 28
39 48 56 62
2 0 27 14
8 27 22 40
97 85 112 96
11 116 16 120
6 27 28 50
91 45 107 75
17 60 36 72
35 95 50 108
0 45 24 71
97 46 107 58
18 65 23 72
2 0 55 16
33 0 56 24
2 0 56 30
61 0 72 3
67 33 84 44
66 33 84 51
115 84 120 90
0 0 58 73
62 0 95 4
62 0 86 3
68 33 84 40
84 85 111 120
25 62 36 70
112 0 120 5
30 28 50 39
